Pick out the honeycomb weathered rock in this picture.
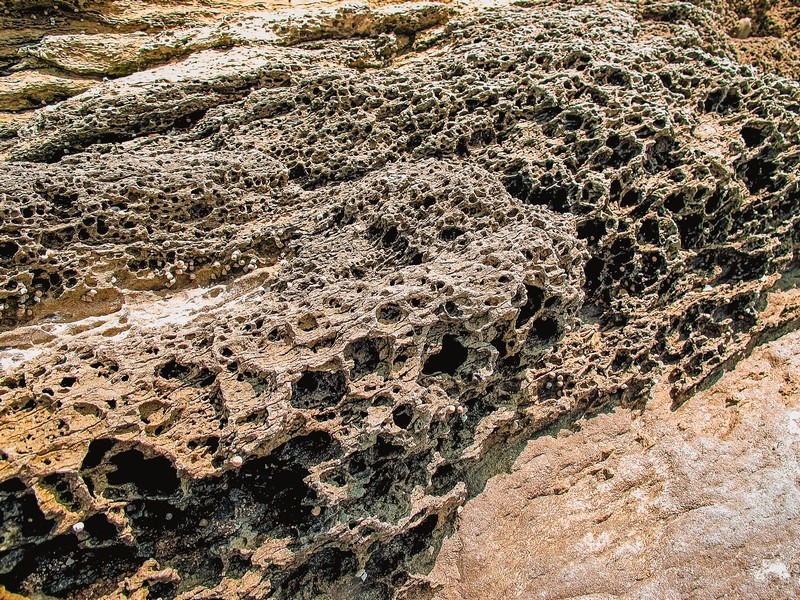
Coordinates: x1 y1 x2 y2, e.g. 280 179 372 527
2 0 800 598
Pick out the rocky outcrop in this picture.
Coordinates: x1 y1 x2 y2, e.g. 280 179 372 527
2 0 800 598
430 321 800 599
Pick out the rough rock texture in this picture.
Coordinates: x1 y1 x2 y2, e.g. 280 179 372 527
430 320 800 600
722 0 800 79
1 0 800 598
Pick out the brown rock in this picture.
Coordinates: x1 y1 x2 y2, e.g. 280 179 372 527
1 0 800 597
0 70 93 111
429 327 800 599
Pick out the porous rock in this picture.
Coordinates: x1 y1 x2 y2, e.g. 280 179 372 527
1 0 800 598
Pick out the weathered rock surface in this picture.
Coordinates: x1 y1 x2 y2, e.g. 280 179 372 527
0 71 93 111
430 320 800 600
1 0 800 598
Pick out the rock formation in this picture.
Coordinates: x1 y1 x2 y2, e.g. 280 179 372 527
430 323 800 599
1 0 800 598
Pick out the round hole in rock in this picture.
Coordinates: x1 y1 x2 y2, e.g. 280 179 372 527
529 317 559 342
291 370 347 410
740 125 766 148
84 513 118 541
422 335 468 376
345 337 389 379
0 241 19 259
297 314 318 331
377 303 404 324
391 405 413 429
